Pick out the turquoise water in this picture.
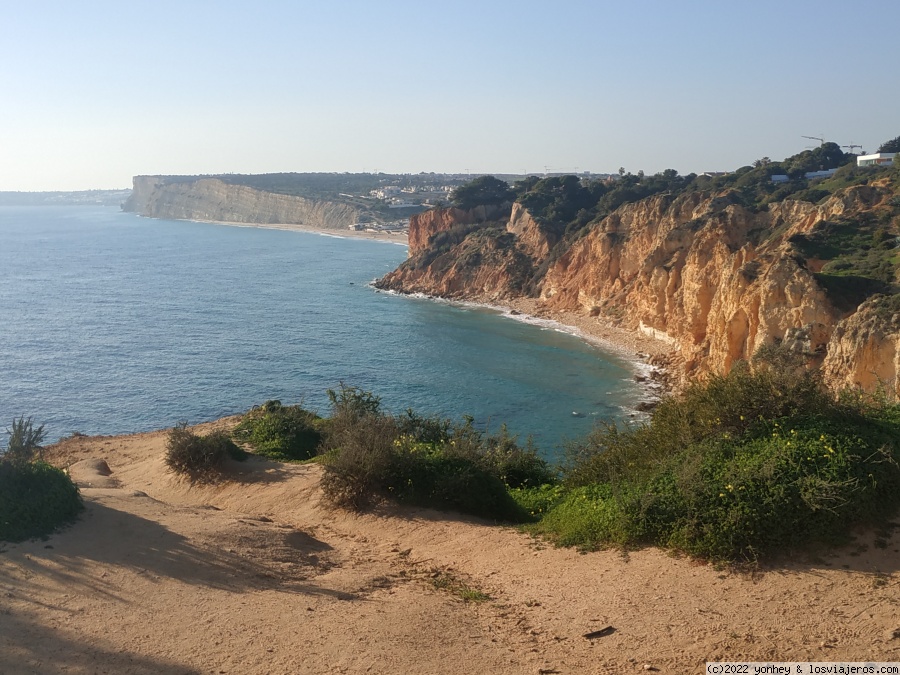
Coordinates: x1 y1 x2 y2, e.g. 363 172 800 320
0 206 645 456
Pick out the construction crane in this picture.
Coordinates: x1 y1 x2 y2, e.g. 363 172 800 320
842 144 864 154
802 135 825 147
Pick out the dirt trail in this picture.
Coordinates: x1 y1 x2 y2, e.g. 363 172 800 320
1 422 898 674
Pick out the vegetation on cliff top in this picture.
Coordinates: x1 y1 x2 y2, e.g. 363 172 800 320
530 354 900 562
154 363 900 565
1 417 82 542
395 137 899 304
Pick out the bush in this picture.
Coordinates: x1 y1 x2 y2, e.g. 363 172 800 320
2 416 47 465
327 384 382 420
233 400 323 461
509 483 567 520
0 461 82 541
533 364 900 562
165 424 241 480
320 406 547 522
385 437 526 521
563 361 830 488
479 426 556 489
320 413 398 510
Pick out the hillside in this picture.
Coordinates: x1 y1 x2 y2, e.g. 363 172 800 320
377 145 900 394
1 421 897 674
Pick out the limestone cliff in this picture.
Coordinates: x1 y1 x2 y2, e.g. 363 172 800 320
124 176 359 230
379 184 900 395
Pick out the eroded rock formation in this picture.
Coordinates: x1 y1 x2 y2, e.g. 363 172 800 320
379 184 899 395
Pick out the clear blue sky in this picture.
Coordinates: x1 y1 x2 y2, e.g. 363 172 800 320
3 0 898 190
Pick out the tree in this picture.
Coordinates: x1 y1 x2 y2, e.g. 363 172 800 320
450 176 514 210
753 157 771 168
878 136 900 153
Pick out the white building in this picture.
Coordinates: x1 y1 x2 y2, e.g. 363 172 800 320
857 153 895 167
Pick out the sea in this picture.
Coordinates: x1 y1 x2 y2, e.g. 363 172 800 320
0 205 650 459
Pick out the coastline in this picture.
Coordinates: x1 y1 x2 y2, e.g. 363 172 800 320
375 286 677 402
471 296 677 402
189 217 409 245
164 212 676 395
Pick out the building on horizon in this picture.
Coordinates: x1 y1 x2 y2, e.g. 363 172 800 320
857 153 895 167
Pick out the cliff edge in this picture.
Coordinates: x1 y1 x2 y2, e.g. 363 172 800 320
378 176 900 395
124 176 359 230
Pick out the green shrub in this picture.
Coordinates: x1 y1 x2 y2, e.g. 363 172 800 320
327 385 382 419
535 365 900 562
563 361 830 488
165 424 239 480
385 438 526 521
509 483 567 520
320 408 538 522
233 400 323 461
0 461 82 541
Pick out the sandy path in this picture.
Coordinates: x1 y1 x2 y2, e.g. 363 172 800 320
2 423 898 674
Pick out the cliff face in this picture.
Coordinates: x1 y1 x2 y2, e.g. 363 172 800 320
124 176 359 230
407 204 510 254
540 191 847 376
380 185 899 395
822 296 900 393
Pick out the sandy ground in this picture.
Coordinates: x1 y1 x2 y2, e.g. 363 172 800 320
1 421 898 675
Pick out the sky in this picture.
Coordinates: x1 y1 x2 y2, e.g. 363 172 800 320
2 0 899 191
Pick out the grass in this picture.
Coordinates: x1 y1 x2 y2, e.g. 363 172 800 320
430 571 492 603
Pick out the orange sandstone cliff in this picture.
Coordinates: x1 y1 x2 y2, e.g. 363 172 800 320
378 185 899 395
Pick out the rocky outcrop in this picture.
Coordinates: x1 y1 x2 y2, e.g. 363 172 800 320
380 227 532 300
379 203 534 300
381 184 899 394
124 176 359 230
407 204 509 254
823 296 900 396
506 203 559 260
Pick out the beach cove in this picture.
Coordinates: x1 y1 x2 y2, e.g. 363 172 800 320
1 205 656 455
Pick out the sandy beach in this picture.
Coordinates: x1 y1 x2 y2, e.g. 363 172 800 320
1 421 897 674
198 218 410 245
